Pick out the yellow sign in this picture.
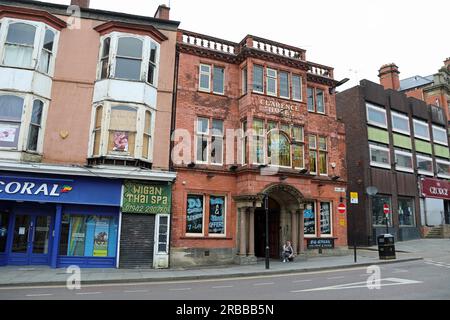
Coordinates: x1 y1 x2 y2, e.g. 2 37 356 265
350 192 359 204
339 219 346 227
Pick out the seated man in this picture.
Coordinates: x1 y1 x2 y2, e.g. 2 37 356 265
282 240 294 262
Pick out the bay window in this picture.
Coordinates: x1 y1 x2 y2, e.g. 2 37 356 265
89 102 155 161
97 33 160 86
0 93 48 154
0 18 59 75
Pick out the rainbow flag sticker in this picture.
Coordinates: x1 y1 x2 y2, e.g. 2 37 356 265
61 185 73 193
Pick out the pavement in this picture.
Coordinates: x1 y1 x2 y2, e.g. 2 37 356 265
0 240 433 288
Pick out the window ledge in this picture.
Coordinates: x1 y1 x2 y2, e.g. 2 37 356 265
87 156 152 169
180 236 232 240
0 150 42 163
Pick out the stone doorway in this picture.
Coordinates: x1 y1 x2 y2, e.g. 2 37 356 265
254 198 280 259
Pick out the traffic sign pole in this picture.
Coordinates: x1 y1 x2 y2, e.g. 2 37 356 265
383 204 390 234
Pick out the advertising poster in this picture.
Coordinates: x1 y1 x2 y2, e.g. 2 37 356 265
122 181 172 214
113 131 129 152
186 195 203 234
68 216 86 256
209 196 225 234
0 124 19 146
304 203 316 235
93 218 109 257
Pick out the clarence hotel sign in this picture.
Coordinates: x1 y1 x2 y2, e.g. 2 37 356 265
259 98 301 117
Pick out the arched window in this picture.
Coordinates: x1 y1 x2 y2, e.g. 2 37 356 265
115 37 143 80
4 23 36 68
27 100 43 151
92 105 103 156
108 105 137 156
267 129 291 167
38 29 55 74
0 95 25 148
100 38 110 79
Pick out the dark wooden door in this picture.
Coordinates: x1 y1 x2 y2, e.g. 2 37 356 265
254 208 280 259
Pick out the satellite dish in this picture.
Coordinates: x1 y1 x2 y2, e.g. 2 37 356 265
366 186 378 196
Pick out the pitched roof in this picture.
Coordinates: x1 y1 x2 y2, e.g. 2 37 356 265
399 75 434 91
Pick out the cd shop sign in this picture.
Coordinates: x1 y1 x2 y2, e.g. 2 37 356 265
421 178 450 200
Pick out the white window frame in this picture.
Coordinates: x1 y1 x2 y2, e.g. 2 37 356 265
369 143 391 169
0 91 49 155
366 103 387 129
391 111 410 135
316 89 326 115
436 159 450 179
88 101 156 162
208 195 227 238
0 18 60 77
266 68 277 96
199 63 211 92
97 32 160 87
210 119 224 166
212 66 225 95
416 154 434 176
292 74 302 102
186 194 205 237
432 125 448 146
279 71 290 99
413 119 430 141
154 214 170 254
319 202 333 237
195 117 209 164
394 149 414 173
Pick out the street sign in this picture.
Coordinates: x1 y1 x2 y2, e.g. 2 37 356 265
383 204 390 215
335 187 346 193
350 192 359 204
338 203 346 214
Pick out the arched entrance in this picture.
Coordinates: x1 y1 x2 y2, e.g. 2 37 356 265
254 198 280 258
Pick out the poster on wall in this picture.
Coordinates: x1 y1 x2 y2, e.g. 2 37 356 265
93 218 109 257
0 125 17 143
113 131 129 152
209 196 225 234
320 203 331 235
186 195 203 234
304 203 316 235
68 216 86 256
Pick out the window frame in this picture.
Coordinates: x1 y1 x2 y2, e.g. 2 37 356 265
252 64 264 94
394 149 414 173
369 143 391 169
195 117 210 164
318 136 328 176
309 135 318 175
316 89 325 114
212 65 225 95
371 195 392 227
319 202 333 237
266 128 292 168
303 201 317 238
251 118 266 165
432 125 448 146
413 119 430 141
391 111 411 135
279 71 290 99
292 125 305 169
307 87 315 112
398 197 416 227
211 119 224 165
154 214 170 254
266 68 278 96
436 159 450 179
292 74 303 102
241 67 248 96
185 194 206 237
366 103 387 129
208 195 227 238
416 154 434 176
198 63 211 92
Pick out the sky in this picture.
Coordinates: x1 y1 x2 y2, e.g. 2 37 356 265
38 0 449 90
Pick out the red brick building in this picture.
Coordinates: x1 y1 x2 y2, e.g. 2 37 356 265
170 30 348 267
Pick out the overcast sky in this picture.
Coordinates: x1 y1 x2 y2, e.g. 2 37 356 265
40 0 448 90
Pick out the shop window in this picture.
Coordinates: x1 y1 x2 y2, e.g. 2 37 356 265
97 33 159 86
241 67 248 95
213 66 225 94
417 154 433 176
108 105 137 157
267 130 291 167
253 65 264 93
320 202 332 236
59 215 119 258
366 103 387 128
0 94 48 154
398 198 415 227
27 100 43 152
156 215 169 253
303 202 316 236
437 159 450 179
4 22 36 68
279 71 289 99
369 143 391 169
266 68 277 96
432 125 448 146
394 149 413 173
413 119 430 141
0 212 9 253
292 75 302 101
186 195 204 235
391 112 410 135
209 196 225 235
309 135 317 174
372 195 392 226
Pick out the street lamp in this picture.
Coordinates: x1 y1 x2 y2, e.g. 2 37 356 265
264 193 270 270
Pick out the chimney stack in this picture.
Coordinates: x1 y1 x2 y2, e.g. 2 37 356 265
71 0 90 8
378 63 400 91
154 4 170 20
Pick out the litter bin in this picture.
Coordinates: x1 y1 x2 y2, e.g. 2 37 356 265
377 234 396 260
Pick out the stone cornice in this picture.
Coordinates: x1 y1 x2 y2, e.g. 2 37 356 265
94 21 168 42
0 4 67 30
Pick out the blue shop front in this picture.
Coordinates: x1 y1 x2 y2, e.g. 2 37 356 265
0 172 122 268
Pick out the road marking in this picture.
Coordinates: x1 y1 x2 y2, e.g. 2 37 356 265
253 282 274 286
26 293 53 297
327 276 345 280
76 292 102 295
169 288 192 291
391 269 408 274
291 278 422 293
292 279 313 283
212 285 234 289
124 290 149 293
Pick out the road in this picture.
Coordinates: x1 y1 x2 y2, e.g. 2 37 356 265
1 258 450 300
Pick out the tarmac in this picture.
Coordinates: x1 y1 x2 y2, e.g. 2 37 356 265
0 241 429 287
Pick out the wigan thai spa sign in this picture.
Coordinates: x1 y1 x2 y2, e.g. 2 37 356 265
122 181 171 214
259 97 301 117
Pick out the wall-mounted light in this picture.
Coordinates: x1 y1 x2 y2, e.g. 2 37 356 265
187 162 196 168
299 168 308 174
229 165 238 172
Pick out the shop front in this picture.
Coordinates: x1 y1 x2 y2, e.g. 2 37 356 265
420 177 450 226
0 172 122 268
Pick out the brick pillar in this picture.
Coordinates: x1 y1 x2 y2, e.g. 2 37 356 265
378 63 400 90
239 208 247 256
299 210 304 254
291 210 298 254
248 207 255 256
